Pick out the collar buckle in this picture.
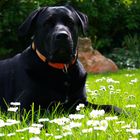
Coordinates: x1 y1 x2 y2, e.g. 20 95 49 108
62 64 68 73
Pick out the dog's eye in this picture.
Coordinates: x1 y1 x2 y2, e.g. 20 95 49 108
65 18 74 28
44 18 56 27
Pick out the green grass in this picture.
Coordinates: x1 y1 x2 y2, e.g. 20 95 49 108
0 69 140 140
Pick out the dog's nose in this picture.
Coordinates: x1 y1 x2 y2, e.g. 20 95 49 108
56 32 69 40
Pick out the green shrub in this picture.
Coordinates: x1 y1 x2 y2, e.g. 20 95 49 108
0 47 13 59
108 34 140 69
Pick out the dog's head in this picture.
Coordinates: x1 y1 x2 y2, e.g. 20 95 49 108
19 6 88 64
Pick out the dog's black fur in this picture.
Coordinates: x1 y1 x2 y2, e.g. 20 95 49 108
0 6 123 114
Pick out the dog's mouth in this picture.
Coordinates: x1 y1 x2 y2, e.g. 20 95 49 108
48 48 74 64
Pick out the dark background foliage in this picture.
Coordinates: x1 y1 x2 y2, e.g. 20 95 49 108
0 0 140 68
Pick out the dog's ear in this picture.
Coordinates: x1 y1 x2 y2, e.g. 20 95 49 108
75 11 88 35
66 6 88 35
18 7 47 39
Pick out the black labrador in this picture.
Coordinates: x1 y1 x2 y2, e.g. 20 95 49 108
0 5 123 114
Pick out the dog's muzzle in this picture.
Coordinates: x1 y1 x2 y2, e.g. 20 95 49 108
49 31 74 63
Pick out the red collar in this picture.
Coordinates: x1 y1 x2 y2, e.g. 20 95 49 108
32 42 77 70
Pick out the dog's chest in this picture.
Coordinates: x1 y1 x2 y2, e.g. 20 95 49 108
19 68 72 101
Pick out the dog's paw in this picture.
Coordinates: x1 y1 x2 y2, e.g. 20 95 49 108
96 104 128 116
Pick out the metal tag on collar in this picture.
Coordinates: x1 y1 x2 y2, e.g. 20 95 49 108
63 64 68 73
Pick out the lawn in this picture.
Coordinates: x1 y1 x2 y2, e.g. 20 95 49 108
0 69 140 140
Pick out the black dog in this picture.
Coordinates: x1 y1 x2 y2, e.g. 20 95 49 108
0 6 122 114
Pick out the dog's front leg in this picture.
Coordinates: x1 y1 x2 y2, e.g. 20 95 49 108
63 98 125 115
